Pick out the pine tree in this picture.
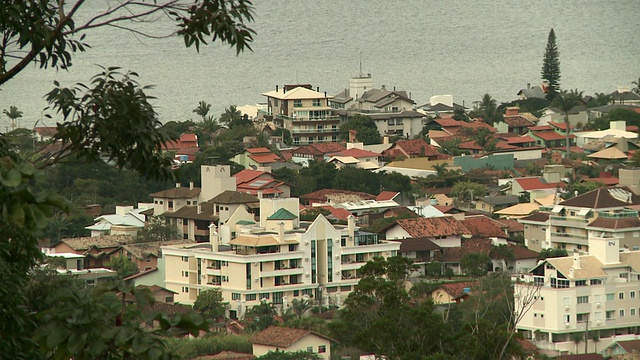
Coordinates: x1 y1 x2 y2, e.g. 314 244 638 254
541 28 561 101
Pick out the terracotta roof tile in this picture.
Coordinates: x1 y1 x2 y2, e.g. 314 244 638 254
210 190 260 205
560 186 640 208
514 177 560 191
328 148 381 158
249 326 335 348
376 191 400 201
459 216 508 238
60 235 134 251
503 115 535 128
150 186 200 199
533 131 576 141
247 153 281 164
518 212 550 222
437 281 476 299
246 147 271 154
389 139 440 157
300 189 376 202
587 216 640 229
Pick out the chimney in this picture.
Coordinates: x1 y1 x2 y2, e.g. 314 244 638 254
572 252 581 269
505 107 519 116
383 135 389 144
527 83 531 89
189 181 194 190
176 182 181 188
393 86 396 91
324 91 327 98
349 129 357 143
209 223 218 252
277 222 285 243
317 86 319 92
381 85 386 91
347 215 355 240
276 85 278 92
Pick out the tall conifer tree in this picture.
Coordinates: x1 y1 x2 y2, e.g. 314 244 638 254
541 28 561 101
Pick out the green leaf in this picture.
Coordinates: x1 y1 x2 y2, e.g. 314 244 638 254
46 327 70 348
66 331 87 354
1 167 22 187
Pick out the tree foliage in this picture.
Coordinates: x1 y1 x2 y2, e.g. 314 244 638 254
541 28 561 101
460 252 490 277
339 114 382 145
450 180 487 202
257 350 322 360
551 89 583 155
135 216 180 243
193 288 227 322
107 255 138 279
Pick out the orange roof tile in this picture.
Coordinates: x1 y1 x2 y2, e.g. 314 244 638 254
250 326 336 348
391 216 469 238
459 216 508 238
246 147 271 154
376 191 400 201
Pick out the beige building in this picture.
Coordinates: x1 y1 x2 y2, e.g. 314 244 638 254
262 85 339 145
516 233 640 356
162 198 400 319
250 326 335 359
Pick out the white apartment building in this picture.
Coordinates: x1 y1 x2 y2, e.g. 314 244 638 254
516 233 640 356
162 198 400 319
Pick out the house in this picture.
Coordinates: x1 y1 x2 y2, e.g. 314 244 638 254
162 200 400 316
125 285 177 304
163 133 199 163
509 177 561 197
162 201 220 242
234 169 291 199
33 126 57 142
431 281 475 304
610 87 640 106
528 127 577 150
48 235 133 269
150 182 201 215
416 95 468 117
194 351 255 360
494 203 541 219
396 237 441 270
576 121 638 148
515 233 640 356
436 238 538 275
328 73 374 110
494 107 536 135
262 85 340 145
381 138 441 161
85 205 152 237
603 339 640 359
383 216 469 248
518 212 550 253
250 326 336 359
233 148 282 169
475 195 519 214
516 82 547 100
325 147 382 169
44 252 118 285
291 142 346 166
121 240 193 272
458 215 509 239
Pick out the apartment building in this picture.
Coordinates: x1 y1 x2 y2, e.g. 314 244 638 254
515 233 640 356
162 198 400 319
544 187 640 253
262 85 340 145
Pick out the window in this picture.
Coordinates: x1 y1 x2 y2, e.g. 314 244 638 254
619 309 625 318
606 293 615 301
182 256 189 262
577 313 589 322
146 255 152 262
619 292 625 300
557 279 570 288
168 200 174 209
294 99 302 107
575 280 587 286
631 291 636 299
181 286 189 293
313 99 321 107
232 293 241 301
577 296 589 304
182 271 189 278
632 308 636 316
563 315 570 323
590 279 602 285
318 345 326 353
259 293 270 300
306 346 313 353
606 310 615 320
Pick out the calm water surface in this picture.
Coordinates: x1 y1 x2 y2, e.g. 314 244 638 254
1 0 639 130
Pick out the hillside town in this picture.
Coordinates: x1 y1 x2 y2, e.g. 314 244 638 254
2 4 640 358
20 71 640 359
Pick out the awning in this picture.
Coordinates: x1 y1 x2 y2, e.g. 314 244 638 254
551 205 564 213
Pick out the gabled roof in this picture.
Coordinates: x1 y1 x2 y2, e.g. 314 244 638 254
210 190 260 205
293 143 345 157
376 191 400 201
544 256 607 279
250 326 336 348
586 216 640 230
123 240 194 260
503 115 535 128
506 135 536 144
436 281 476 299
560 187 640 209
478 195 519 206
248 153 281 164
234 169 267 184
262 86 331 100
267 208 297 220
327 147 381 158
514 177 560 191
384 139 440 157
437 238 538 263
607 339 640 354
246 147 271 154
387 216 469 238
587 146 627 159
494 203 540 216
518 212 550 223
458 216 508 238
396 237 441 252
532 131 576 141
163 202 218 221
34 126 57 137
150 186 200 199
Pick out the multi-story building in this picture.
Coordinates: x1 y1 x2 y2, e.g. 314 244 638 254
516 233 640 356
162 198 400 319
262 85 340 145
541 187 640 253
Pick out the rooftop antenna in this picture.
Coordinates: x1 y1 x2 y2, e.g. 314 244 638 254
359 58 363 78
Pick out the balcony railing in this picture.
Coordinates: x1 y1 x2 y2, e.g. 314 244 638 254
597 210 639 219
550 216 589 224
291 128 339 134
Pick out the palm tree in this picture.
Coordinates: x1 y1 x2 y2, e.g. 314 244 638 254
552 89 583 156
219 105 242 127
431 162 450 178
288 298 312 320
570 333 583 354
3 105 23 131
591 331 600 353
478 93 498 124
632 76 640 95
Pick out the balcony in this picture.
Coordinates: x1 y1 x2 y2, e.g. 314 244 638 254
291 128 339 134
550 216 589 227
550 232 588 246
204 267 222 275
261 266 304 278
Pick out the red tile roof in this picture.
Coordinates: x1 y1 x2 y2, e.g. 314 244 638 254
494 219 525 232
437 281 476 299
548 121 573 130
627 125 639 132
584 177 619 185
514 177 560 191
459 215 508 238
234 169 265 184
293 143 346 157
376 191 400 201
533 131 576 141
300 189 376 203
503 115 535 128
506 135 536 144
249 326 335 348
434 118 465 128
390 216 469 238
528 125 553 131
437 238 538 263
247 153 281 164
34 126 57 137
587 217 640 230
560 186 640 208
246 147 271 154
388 139 440 157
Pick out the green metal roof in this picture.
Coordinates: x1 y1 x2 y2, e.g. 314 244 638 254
267 208 298 220
236 220 256 225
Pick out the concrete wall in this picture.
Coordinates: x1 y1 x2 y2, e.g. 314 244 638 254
454 153 514 172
